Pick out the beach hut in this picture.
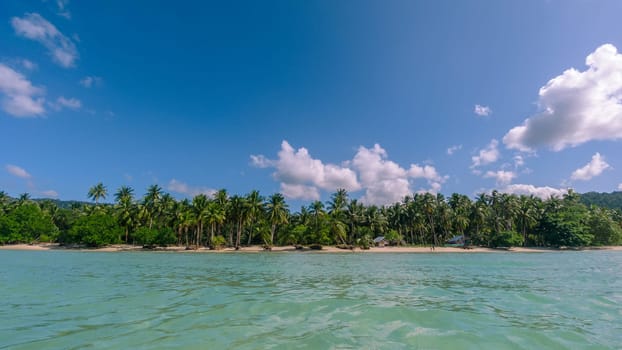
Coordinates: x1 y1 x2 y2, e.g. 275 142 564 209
373 236 388 247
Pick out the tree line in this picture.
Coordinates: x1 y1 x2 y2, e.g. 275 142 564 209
1 185 621 248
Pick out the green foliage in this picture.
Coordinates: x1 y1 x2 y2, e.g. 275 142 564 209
0 203 58 244
2 186 622 250
488 230 524 248
384 229 402 245
210 235 227 249
538 195 592 247
588 207 622 245
68 213 122 247
580 191 622 211
357 235 373 249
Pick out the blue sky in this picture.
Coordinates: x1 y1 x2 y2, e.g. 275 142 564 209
1 0 622 207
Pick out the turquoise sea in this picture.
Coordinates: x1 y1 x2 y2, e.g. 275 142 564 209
1 250 621 349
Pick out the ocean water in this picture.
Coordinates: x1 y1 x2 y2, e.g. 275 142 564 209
1 251 621 349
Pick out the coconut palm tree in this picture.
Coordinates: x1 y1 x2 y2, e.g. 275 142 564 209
114 186 135 243
143 184 163 229
205 200 225 245
88 183 107 205
245 190 264 245
214 189 229 241
266 193 289 245
192 194 209 247
229 195 249 248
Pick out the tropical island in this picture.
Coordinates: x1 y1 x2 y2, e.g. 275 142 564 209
1 184 621 251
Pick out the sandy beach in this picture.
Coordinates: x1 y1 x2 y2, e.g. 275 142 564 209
1 243 621 253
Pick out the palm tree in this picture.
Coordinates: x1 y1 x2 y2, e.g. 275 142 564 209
229 195 249 248
245 190 264 245
517 195 538 246
192 194 209 247
114 186 135 243
18 192 31 205
88 183 107 205
448 193 471 244
205 201 225 245
143 184 163 229
309 200 325 237
345 199 364 243
266 193 289 245
214 189 229 240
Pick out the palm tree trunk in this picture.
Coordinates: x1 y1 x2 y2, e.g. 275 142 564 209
270 224 276 245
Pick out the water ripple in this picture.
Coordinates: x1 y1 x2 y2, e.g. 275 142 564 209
1 251 621 349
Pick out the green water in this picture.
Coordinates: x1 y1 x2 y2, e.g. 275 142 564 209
1 251 621 349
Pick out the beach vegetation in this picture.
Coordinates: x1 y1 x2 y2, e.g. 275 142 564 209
1 185 621 249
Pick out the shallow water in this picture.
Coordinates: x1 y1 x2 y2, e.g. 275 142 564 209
1 250 621 349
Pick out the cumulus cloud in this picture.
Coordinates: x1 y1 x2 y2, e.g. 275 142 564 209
504 44 622 151
499 184 567 199
250 141 360 200
570 153 611 181
79 76 102 88
618 183 622 191
5 164 32 179
250 154 274 168
471 139 500 168
252 141 446 204
484 170 516 185
474 104 492 116
352 144 446 205
11 13 78 68
447 144 462 155
0 64 45 117
280 183 320 201
167 179 216 197
53 96 81 110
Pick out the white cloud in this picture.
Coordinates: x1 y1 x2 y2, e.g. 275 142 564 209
447 144 462 155
11 13 78 68
21 59 37 70
474 104 492 116
6 164 32 179
0 64 45 117
352 144 446 205
250 154 274 168
54 96 81 110
56 0 71 19
471 139 500 167
570 152 611 181
40 190 58 198
250 141 361 200
504 44 622 151
513 155 525 168
252 141 446 204
499 184 567 199
79 76 102 88
167 179 216 198
484 170 516 185
618 183 622 191
280 183 320 201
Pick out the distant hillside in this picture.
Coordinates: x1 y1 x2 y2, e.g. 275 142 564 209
32 198 92 209
580 191 622 211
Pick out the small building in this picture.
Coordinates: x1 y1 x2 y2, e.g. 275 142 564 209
373 236 388 247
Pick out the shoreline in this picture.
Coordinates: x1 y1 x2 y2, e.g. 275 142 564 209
1 243 621 253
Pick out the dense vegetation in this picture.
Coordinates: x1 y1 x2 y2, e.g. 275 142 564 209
580 191 622 211
1 186 621 248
